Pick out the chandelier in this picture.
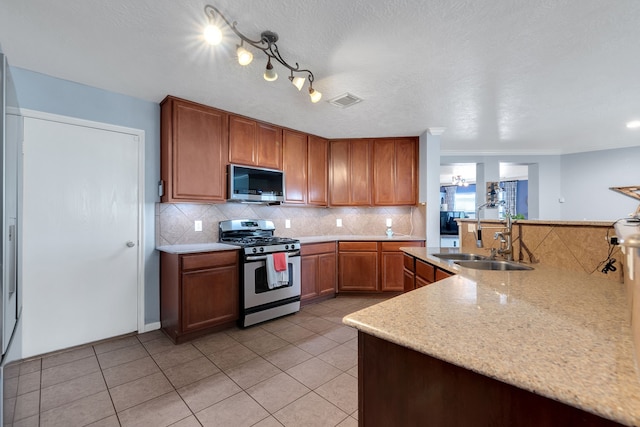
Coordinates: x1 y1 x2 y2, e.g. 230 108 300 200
452 175 469 187
203 5 322 103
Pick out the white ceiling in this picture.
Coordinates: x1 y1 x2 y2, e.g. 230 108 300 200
1 0 640 155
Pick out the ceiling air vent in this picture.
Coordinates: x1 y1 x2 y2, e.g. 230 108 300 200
328 93 363 108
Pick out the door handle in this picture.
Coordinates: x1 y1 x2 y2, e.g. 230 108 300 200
126 241 135 248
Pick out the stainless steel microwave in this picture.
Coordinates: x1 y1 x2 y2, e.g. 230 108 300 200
228 164 285 203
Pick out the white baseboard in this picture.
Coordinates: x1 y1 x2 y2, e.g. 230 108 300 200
141 322 161 333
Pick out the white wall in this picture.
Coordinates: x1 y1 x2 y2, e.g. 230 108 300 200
560 146 640 220
441 154 563 219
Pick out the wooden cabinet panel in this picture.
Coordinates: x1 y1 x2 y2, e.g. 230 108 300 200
182 265 238 332
339 252 378 292
160 250 239 343
381 252 405 291
300 255 319 301
416 260 435 284
380 242 424 292
256 122 283 170
415 275 431 288
160 96 228 203
283 129 308 204
329 139 372 206
394 138 418 205
229 114 282 169
329 140 350 205
301 242 337 303
228 115 256 166
403 253 415 272
435 269 453 281
373 138 417 206
339 241 378 252
372 139 395 205
307 135 328 206
403 268 415 292
350 140 372 205
318 253 337 297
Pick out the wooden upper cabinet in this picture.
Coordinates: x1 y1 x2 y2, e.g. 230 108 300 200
373 137 418 206
228 114 282 170
307 135 328 206
160 96 228 203
329 139 372 206
282 129 308 204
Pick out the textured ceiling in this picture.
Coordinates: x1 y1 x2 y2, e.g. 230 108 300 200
1 0 639 155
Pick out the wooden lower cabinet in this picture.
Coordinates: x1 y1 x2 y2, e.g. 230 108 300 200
380 241 424 291
161 250 239 343
338 241 425 292
404 256 455 291
338 242 379 292
301 242 337 303
359 332 622 427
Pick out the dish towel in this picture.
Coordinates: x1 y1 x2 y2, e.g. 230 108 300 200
266 253 289 289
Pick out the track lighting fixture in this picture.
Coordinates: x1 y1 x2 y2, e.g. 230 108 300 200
203 5 321 103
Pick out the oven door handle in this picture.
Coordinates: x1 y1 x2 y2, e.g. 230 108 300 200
245 250 300 261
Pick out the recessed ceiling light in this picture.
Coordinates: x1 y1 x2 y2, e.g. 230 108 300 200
626 120 640 129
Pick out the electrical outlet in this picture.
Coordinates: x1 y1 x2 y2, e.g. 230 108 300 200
468 223 476 232
336 218 343 227
285 219 291 229
194 220 202 232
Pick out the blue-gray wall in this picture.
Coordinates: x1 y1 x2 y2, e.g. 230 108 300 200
560 146 640 220
12 67 161 325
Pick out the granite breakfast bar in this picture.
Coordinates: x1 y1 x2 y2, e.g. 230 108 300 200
343 247 640 426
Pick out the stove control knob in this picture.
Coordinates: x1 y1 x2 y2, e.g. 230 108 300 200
252 248 257 253
259 247 264 253
285 244 289 250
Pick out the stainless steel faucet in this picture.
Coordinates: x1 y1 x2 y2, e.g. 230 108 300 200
475 200 505 248
494 209 513 261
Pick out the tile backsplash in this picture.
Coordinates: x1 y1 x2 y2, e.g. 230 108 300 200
156 203 426 246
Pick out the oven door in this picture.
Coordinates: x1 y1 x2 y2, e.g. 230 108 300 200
243 252 301 309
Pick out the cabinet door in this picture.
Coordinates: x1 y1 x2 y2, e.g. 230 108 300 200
228 115 257 166
181 265 238 332
300 255 318 302
403 269 415 292
283 129 308 204
256 122 282 170
394 138 418 205
372 139 396 205
380 252 405 291
329 140 350 205
435 269 453 282
161 97 228 202
307 135 328 206
338 252 378 291
350 140 372 206
317 252 337 297
373 138 417 206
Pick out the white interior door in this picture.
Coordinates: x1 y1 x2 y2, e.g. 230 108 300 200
22 115 142 357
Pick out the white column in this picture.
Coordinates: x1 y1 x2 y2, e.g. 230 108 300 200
420 128 446 248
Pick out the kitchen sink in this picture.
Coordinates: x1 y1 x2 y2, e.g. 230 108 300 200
454 260 534 271
433 253 488 261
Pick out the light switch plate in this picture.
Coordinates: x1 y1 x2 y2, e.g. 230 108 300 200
336 218 343 227
195 220 202 232
285 219 291 228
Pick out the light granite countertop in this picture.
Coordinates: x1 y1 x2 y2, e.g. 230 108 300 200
344 246 640 426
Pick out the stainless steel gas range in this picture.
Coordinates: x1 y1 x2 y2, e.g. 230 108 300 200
219 219 301 327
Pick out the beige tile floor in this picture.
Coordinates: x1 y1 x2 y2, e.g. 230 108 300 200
3 295 391 427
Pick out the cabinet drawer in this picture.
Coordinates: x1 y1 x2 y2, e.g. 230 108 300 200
339 241 378 251
181 251 238 270
301 242 336 256
380 241 424 252
415 260 435 283
435 269 453 281
403 254 415 272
